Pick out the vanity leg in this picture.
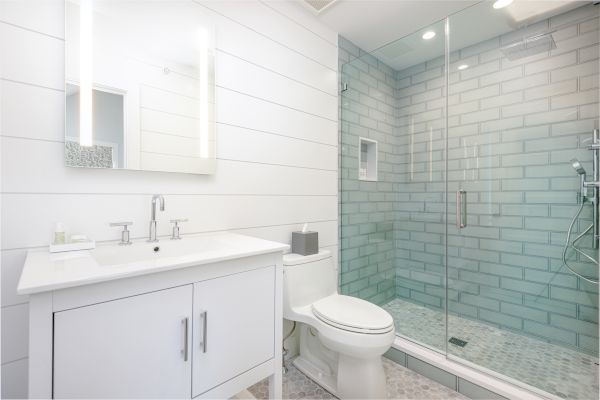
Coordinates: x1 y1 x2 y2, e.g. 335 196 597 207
28 292 53 399
269 267 283 399
268 370 283 400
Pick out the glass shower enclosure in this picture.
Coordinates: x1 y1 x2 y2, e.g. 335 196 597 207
339 2 599 399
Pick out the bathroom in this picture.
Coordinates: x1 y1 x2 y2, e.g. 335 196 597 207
0 0 598 399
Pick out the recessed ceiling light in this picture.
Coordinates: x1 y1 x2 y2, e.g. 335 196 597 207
422 31 436 40
458 64 469 70
493 0 513 9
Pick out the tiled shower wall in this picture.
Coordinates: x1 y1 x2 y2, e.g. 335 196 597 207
340 4 599 355
339 37 397 305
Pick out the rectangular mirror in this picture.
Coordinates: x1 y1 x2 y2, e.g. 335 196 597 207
65 0 216 174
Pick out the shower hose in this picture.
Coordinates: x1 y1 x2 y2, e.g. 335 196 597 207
562 200 599 284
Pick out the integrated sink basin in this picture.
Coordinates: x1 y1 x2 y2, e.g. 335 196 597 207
92 234 238 267
18 232 289 295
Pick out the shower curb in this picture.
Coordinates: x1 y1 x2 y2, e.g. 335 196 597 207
386 336 562 400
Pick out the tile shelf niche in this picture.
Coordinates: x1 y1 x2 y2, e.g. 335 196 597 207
358 137 378 181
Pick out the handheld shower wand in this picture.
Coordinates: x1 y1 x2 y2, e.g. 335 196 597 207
561 131 600 285
570 158 588 203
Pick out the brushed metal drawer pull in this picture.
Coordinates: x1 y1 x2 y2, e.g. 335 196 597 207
181 317 189 361
199 311 208 353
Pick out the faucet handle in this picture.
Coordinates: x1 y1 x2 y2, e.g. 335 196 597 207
110 221 133 245
170 219 188 240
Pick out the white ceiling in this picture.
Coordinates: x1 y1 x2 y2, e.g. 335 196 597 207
304 0 588 71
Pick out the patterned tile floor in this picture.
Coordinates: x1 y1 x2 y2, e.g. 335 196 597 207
383 298 600 400
246 358 468 400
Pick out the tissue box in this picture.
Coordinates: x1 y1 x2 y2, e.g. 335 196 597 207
292 231 318 255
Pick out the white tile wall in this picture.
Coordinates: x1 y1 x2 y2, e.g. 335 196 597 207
0 1 338 396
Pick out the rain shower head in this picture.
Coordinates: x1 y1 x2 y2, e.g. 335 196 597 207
571 158 587 175
500 32 556 61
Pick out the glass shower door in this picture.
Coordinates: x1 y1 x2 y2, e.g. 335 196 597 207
446 2 599 398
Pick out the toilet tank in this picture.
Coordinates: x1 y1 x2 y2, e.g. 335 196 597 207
282 250 337 315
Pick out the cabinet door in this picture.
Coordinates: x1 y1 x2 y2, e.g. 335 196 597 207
192 266 275 396
54 285 193 399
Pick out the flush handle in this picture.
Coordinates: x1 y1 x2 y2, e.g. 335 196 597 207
456 190 467 229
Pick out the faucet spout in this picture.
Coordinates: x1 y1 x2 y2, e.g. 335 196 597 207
149 194 165 242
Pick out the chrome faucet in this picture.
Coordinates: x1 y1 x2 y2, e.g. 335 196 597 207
148 194 165 242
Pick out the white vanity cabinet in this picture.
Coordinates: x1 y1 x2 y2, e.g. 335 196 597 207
19 233 287 400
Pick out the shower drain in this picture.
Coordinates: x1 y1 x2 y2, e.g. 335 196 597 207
448 337 468 347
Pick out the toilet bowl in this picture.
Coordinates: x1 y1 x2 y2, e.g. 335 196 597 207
283 250 395 399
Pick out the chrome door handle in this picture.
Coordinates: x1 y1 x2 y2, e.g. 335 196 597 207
456 190 467 229
181 317 189 361
199 311 208 353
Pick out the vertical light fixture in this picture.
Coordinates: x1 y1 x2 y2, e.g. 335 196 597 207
198 28 210 158
79 0 93 146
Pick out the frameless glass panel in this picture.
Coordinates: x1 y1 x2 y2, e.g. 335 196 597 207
339 39 398 313
447 2 599 398
339 18 449 352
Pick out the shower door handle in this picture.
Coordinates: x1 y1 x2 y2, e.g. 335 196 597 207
456 190 467 229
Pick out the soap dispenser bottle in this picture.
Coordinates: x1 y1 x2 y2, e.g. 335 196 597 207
54 222 66 245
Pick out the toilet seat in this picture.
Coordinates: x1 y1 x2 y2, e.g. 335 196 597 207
312 295 394 334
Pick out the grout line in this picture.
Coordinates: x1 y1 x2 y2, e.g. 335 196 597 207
217 122 337 148
216 157 337 173
0 356 28 366
0 302 28 309
0 192 338 197
258 0 338 48
217 48 337 98
217 85 338 122
0 19 64 41
192 0 337 74
0 220 338 252
1 135 337 171
1 77 64 93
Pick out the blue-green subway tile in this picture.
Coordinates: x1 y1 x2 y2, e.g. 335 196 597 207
524 269 578 289
523 320 577 346
578 305 599 324
523 294 577 317
550 314 599 338
460 271 501 287
551 286 598 307
461 293 500 311
500 302 548 323
501 278 549 296
479 309 523 330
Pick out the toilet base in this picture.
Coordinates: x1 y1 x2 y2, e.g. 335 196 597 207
293 354 387 399
292 324 388 399
336 354 387 399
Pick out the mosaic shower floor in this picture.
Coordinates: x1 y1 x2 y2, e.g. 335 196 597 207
383 298 599 400
246 358 467 400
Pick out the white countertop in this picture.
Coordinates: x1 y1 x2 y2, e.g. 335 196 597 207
18 232 289 295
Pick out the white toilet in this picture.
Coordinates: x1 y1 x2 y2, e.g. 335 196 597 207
282 250 395 399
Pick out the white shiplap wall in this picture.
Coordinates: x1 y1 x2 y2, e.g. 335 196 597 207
0 1 338 397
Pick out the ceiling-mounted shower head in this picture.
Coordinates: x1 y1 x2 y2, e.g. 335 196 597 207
571 158 587 175
500 32 556 61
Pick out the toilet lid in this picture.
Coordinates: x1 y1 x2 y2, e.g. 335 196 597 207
312 295 394 334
